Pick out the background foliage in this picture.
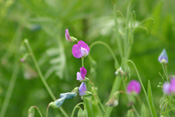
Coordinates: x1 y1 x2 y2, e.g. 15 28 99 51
0 0 175 116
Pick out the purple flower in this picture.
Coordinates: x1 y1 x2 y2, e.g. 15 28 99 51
170 78 175 93
163 82 171 94
77 67 87 81
158 49 168 63
127 80 141 94
72 40 90 58
65 29 72 42
79 82 87 96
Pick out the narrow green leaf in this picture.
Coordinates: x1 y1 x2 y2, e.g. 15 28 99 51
127 110 134 117
141 104 149 117
147 80 157 117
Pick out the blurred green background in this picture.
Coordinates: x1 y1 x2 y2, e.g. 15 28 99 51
0 0 175 116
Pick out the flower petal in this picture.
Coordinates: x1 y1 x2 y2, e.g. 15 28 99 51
158 49 168 63
80 67 87 79
77 72 83 81
72 44 82 58
170 78 175 93
163 82 171 94
60 92 77 99
79 82 87 96
65 29 71 41
127 80 141 94
80 47 89 57
78 40 90 52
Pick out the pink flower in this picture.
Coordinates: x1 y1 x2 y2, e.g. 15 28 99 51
65 29 72 42
77 67 87 81
127 80 141 94
72 40 90 58
170 78 175 93
163 82 171 94
79 82 87 96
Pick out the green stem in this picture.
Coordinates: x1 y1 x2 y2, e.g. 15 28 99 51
105 76 122 117
0 61 19 117
162 63 168 81
24 39 68 117
90 41 119 68
127 60 156 117
46 105 50 117
71 102 84 117
30 106 43 117
82 57 84 67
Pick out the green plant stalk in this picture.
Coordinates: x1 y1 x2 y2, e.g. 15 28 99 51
128 60 157 117
162 63 168 81
71 102 84 117
0 25 22 117
104 76 122 117
24 39 68 117
0 61 19 117
90 41 119 68
29 106 43 117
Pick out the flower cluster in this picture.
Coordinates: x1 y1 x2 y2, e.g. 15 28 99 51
163 78 175 95
65 29 90 96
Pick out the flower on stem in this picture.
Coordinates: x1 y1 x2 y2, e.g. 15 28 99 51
77 67 87 81
127 80 141 94
158 49 168 63
72 41 90 58
170 78 175 93
79 82 87 96
65 29 77 42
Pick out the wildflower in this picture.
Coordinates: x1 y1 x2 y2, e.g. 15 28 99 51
65 29 77 42
60 92 77 99
158 49 168 63
77 67 87 81
163 82 171 94
79 82 87 96
127 80 141 94
49 96 66 108
170 78 175 93
72 40 90 58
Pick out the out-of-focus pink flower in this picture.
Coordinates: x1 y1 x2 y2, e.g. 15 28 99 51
163 82 171 94
127 80 141 94
72 40 90 58
65 29 72 42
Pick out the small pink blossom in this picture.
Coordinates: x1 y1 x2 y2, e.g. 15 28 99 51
127 80 141 94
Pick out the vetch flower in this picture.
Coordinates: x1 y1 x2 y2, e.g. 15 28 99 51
65 29 77 42
79 82 87 96
60 92 77 99
127 80 141 94
65 29 71 41
77 67 87 81
163 82 171 94
49 96 66 108
158 49 168 63
170 78 175 93
72 40 90 58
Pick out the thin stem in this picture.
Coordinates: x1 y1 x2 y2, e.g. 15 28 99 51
90 41 119 68
162 63 168 81
24 39 68 117
82 57 84 67
46 105 50 117
71 102 84 117
127 60 155 117
30 106 43 117
0 61 19 117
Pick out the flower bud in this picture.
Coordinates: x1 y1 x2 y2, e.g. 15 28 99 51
49 96 66 109
60 92 77 99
